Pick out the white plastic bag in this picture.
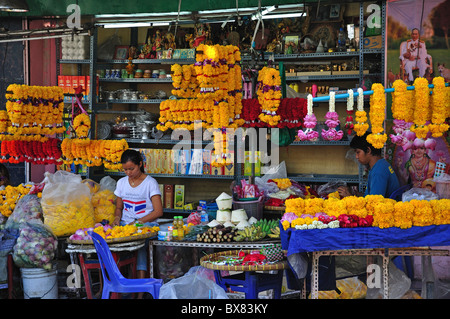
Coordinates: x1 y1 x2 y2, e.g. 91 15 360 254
159 266 229 299
402 187 439 202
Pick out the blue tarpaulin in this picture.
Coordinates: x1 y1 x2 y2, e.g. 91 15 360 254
281 224 450 255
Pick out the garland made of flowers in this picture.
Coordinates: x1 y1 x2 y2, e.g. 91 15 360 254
353 87 369 136
72 113 91 145
321 91 344 141
257 67 282 126
4 84 65 142
344 89 354 135
241 98 307 128
0 184 33 218
171 64 200 98
61 138 128 170
0 138 62 165
281 195 450 230
297 94 319 141
366 83 388 149
389 76 448 152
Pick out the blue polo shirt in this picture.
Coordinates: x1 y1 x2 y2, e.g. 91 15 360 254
364 159 400 198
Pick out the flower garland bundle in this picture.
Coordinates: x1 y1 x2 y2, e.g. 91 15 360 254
431 199 450 225
321 92 344 141
0 110 10 140
5 84 65 141
344 89 354 135
0 139 62 165
72 113 91 144
353 88 369 136
171 64 199 98
410 77 430 139
0 184 33 217
257 67 282 126
61 138 128 169
366 83 387 149
393 201 414 229
297 94 319 141
428 76 449 137
411 199 434 227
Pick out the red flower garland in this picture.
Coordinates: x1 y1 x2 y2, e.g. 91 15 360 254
0 139 62 165
337 214 374 228
241 98 307 128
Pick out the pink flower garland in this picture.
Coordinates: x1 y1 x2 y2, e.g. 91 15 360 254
321 92 343 141
297 94 319 141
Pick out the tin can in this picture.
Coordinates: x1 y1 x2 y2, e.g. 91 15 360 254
105 69 111 78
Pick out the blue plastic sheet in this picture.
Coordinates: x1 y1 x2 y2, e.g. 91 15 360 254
283 224 450 255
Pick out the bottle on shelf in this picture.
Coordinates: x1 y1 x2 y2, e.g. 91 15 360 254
199 206 209 225
177 216 185 240
172 216 179 241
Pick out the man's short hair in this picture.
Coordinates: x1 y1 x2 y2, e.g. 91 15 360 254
350 131 382 156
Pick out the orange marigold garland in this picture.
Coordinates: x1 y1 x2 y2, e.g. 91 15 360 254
367 83 387 149
428 76 449 137
410 77 430 139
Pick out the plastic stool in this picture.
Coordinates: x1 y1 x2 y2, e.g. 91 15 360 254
214 270 284 299
78 251 137 299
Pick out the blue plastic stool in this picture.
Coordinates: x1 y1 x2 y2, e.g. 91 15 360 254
88 231 163 299
213 270 284 299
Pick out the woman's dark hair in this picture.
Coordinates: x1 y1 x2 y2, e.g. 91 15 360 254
349 131 382 156
120 149 145 172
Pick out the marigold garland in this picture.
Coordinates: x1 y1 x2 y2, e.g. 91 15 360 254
410 77 430 139
354 88 369 136
257 67 282 126
282 195 450 230
4 84 65 142
428 77 449 137
367 83 387 149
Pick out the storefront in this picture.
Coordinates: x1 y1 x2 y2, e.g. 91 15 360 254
0 0 449 303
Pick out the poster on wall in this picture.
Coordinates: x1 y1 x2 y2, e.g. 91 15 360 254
385 0 450 193
386 0 450 86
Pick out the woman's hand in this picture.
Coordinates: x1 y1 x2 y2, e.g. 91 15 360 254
337 186 352 198
111 216 121 227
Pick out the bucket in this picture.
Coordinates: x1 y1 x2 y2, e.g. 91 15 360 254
232 196 264 220
21 265 58 299
436 181 450 199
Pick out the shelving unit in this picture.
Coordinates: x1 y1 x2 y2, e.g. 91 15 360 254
55 1 384 212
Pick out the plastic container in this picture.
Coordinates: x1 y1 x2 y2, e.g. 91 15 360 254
21 264 58 299
232 196 264 220
172 217 179 241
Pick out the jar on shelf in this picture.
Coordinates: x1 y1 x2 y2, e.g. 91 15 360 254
152 70 159 78
135 69 143 78
143 69 151 78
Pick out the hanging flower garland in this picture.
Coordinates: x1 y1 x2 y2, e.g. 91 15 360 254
321 92 343 141
353 88 369 136
72 113 91 146
297 94 319 141
4 84 65 142
428 76 449 137
61 138 128 169
390 79 413 147
257 67 282 127
366 83 387 149
344 89 354 135
0 139 62 165
410 77 430 139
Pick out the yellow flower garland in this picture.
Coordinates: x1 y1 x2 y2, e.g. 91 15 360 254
257 67 282 126
410 77 430 139
391 79 411 122
367 83 387 149
428 76 449 137
354 88 369 136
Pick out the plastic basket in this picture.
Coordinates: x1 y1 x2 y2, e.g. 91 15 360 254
232 196 264 220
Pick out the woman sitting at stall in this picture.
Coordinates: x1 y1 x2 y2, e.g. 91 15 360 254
112 149 163 284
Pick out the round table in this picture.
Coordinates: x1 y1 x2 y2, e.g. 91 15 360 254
201 250 288 299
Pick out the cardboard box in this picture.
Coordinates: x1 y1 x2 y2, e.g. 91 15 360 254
202 150 211 175
159 184 164 204
57 76 65 91
71 76 78 95
85 75 90 101
174 185 185 209
189 149 203 175
166 150 174 174
163 185 174 209
210 165 224 176
224 151 235 176
64 75 72 95
244 151 261 176
363 35 382 49
78 75 86 99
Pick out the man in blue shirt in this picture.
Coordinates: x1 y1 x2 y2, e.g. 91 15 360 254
338 131 400 198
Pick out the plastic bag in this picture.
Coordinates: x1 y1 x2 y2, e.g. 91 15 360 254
41 171 95 236
402 187 439 202
5 194 43 231
259 161 287 183
311 277 367 299
99 176 117 192
97 31 122 60
317 181 347 198
91 189 116 224
12 221 57 270
81 179 100 194
159 266 229 299
366 259 411 299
